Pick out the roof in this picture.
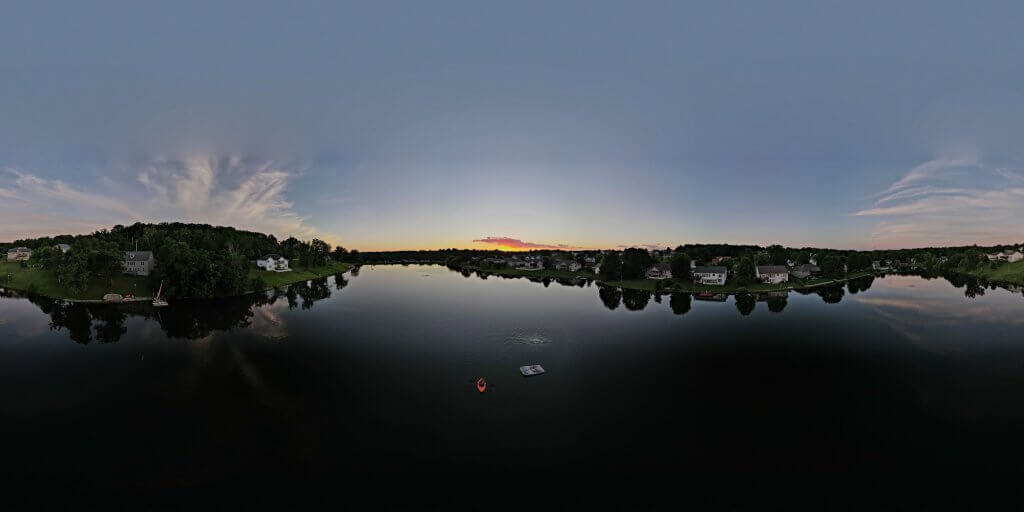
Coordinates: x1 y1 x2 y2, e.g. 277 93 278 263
123 251 154 261
757 265 789 274
55 243 71 249
693 266 727 274
8 246 32 253
260 254 285 260
650 262 671 271
794 264 820 272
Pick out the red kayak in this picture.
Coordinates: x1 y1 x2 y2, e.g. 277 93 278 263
476 377 487 393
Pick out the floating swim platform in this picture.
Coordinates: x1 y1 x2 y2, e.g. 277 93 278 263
520 365 545 377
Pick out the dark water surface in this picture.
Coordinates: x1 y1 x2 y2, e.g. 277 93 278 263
3 265 1024 505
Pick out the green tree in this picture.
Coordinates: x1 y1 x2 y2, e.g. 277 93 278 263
734 256 756 285
620 248 653 279
598 253 622 280
669 252 690 280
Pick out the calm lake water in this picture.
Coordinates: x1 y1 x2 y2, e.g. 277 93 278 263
2 265 1024 504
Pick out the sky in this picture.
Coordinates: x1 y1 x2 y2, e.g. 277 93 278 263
2 1 1023 250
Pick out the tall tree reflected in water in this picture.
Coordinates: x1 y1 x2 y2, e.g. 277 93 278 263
817 285 845 304
764 292 788 313
669 293 692 316
846 275 875 294
1 279 341 343
334 273 349 290
598 285 622 310
797 284 846 304
622 289 652 311
734 293 756 316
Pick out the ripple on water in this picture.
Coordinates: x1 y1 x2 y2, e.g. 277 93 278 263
505 330 554 347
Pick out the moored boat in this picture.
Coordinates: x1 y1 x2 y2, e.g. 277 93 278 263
519 364 545 376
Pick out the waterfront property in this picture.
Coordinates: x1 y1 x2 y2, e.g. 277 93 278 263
7 247 32 261
257 254 291 272
755 265 790 284
54 243 71 253
646 262 672 280
989 249 1024 263
122 251 155 276
693 266 728 285
790 263 821 279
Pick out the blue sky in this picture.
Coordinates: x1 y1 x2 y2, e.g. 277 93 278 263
2 1 1023 249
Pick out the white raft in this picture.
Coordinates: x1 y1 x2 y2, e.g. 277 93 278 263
519 364 545 377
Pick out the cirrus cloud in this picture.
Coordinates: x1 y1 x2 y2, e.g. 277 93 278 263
0 155 332 243
850 157 1024 247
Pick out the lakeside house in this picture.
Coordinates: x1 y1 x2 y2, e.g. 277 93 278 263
755 265 790 284
568 261 582 272
988 249 1024 263
256 254 290 272
54 243 71 254
7 247 33 261
123 251 155 276
645 263 672 280
693 266 728 285
872 260 890 271
790 264 821 279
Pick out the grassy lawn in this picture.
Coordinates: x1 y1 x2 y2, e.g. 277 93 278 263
0 261 156 300
968 260 1024 285
0 260 353 299
248 261 353 289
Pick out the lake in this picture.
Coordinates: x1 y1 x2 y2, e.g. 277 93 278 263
2 265 1023 505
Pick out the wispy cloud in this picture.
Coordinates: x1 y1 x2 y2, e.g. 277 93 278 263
472 236 578 250
850 157 1024 247
0 155 328 243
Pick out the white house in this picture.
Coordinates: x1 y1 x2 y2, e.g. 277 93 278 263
257 254 290 272
568 261 582 272
755 265 790 284
7 247 32 261
693 266 727 285
1009 250 1024 263
54 243 71 254
645 263 672 280
122 251 155 276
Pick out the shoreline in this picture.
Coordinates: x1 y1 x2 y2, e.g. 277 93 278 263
0 262 354 303
457 264 876 294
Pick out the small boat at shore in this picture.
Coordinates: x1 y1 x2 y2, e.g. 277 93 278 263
102 293 123 303
152 280 168 307
476 377 487 393
520 365 545 377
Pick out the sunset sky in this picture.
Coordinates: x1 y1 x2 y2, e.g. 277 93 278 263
2 1 1023 250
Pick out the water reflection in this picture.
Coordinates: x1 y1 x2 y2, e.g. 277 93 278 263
622 289 652 311
735 293 756 316
0 275 346 343
669 293 692 316
598 285 622 310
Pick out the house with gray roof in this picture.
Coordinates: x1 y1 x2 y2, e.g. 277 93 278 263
645 262 672 280
692 266 727 285
7 247 32 261
54 243 71 254
123 251 155 276
756 265 790 284
790 264 821 279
